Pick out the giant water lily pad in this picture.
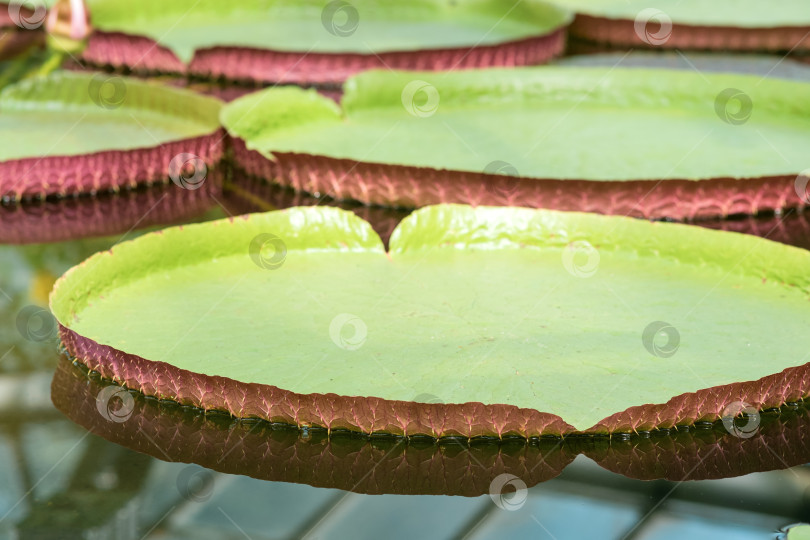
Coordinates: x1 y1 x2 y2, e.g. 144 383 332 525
80 0 571 85
0 71 223 201
223 67 810 220
51 204 810 438
51 349 810 495
556 0 810 52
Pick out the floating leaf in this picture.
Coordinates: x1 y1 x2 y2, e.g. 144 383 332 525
79 0 571 84
556 0 810 52
0 71 223 201
222 67 810 219
50 204 810 437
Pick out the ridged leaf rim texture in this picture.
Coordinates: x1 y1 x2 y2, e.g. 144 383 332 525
51 356 810 495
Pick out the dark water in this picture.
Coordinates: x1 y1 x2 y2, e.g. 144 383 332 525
2 172 810 540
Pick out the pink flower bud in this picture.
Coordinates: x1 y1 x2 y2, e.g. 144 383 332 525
46 0 91 41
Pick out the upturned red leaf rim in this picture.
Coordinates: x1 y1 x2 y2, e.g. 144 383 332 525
51 356 810 496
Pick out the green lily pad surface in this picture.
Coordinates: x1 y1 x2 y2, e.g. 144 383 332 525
51 205 810 435
0 71 221 161
222 67 810 182
553 0 810 28
788 525 810 540
85 0 570 63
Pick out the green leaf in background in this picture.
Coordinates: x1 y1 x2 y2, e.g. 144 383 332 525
222 67 810 183
0 71 221 161
84 0 571 62
552 0 810 28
